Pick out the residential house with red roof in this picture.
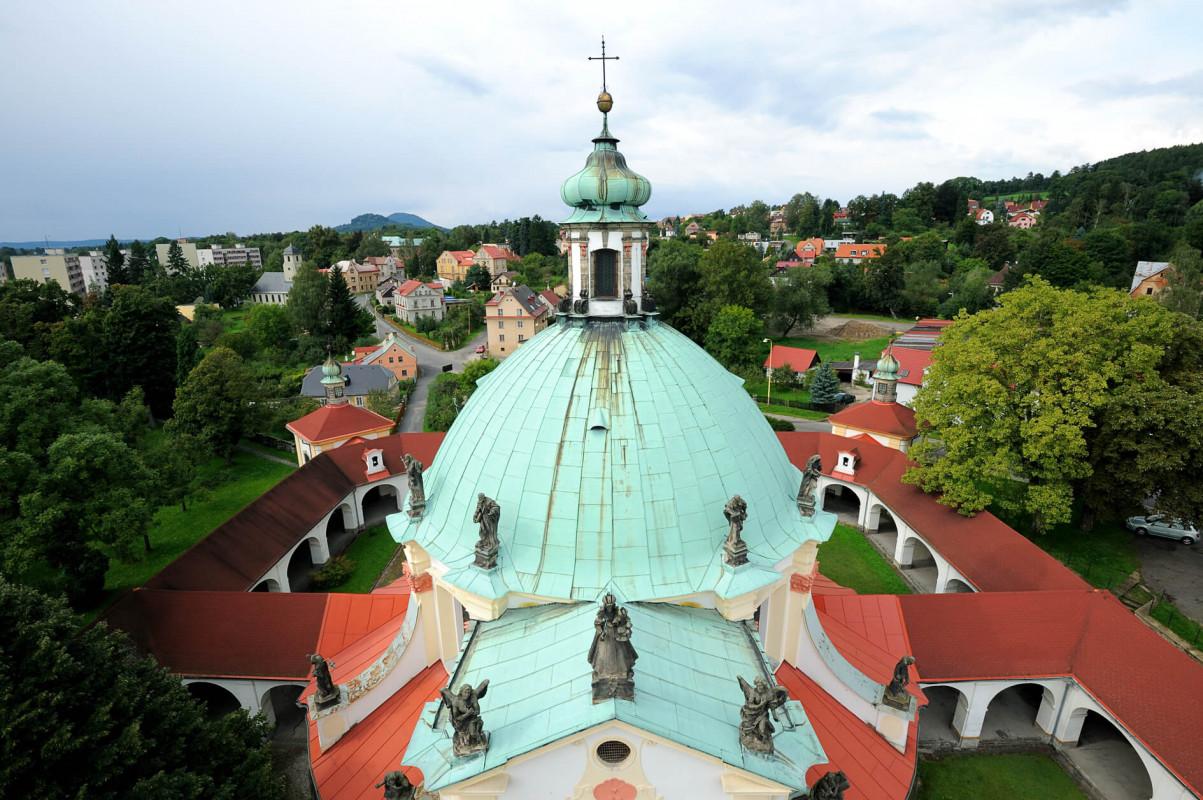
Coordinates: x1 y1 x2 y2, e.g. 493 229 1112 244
1008 211 1037 229
764 344 820 380
795 237 825 266
474 243 521 277
485 284 552 358
972 208 994 225
288 356 395 465
436 250 476 283
1130 260 1174 299
320 259 380 295
348 332 418 382
834 242 887 264
394 280 445 325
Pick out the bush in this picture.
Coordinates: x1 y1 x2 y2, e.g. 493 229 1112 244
310 555 356 590
764 415 795 431
415 315 439 334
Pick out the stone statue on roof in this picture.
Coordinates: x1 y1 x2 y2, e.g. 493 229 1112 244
622 288 638 316
797 454 822 518
811 770 851 800
405 454 426 518
473 493 501 569
737 675 788 753
883 655 916 710
557 293 572 313
723 495 749 567
589 593 637 702
572 288 590 315
309 654 339 706
440 679 490 757
375 771 414 800
641 289 656 313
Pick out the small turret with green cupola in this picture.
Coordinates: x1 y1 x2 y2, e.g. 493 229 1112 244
559 79 653 318
871 348 900 404
320 352 347 405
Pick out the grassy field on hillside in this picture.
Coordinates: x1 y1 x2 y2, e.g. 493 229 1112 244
776 335 892 363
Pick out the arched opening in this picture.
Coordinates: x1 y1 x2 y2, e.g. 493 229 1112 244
592 248 618 298
901 536 938 593
326 504 354 556
187 681 242 718
260 684 306 735
944 577 974 594
287 538 319 592
917 685 964 748
361 484 400 527
252 578 281 592
1064 710 1153 800
981 683 1050 742
822 484 861 525
865 503 899 557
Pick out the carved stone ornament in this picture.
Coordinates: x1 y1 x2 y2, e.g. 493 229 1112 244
405 454 426 517
588 593 637 702
472 493 500 569
622 289 638 315
572 288 590 315
309 653 340 707
737 675 788 753
882 655 916 710
375 771 415 800
811 770 851 800
723 495 749 567
641 289 657 313
440 680 490 757
797 454 821 518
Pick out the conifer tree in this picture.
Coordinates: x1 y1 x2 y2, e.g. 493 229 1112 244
287 262 328 336
103 234 128 285
126 240 150 284
324 264 361 352
809 362 841 405
166 240 190 275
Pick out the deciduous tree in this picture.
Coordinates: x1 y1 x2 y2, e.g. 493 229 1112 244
169 347 253 462
704 305 763 371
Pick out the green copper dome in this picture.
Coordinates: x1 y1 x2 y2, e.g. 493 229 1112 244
560 114 652 224
320 354 342 384
875 351 899 380
391 320 833 603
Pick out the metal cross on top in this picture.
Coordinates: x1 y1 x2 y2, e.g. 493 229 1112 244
588 36 619 91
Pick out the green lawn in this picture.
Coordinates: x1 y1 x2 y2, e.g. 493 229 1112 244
776 335 892 364
327 524 402 593
757 403 830 420
917 753 1086 800
826 311 905 324
103 449 295 599
746 377 811 405
218 306 252 332
817 524 911 595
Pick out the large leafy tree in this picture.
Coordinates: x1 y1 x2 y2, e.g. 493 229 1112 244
704 305 763 371
699 239 773 315
18 431 155 605
1160 243 1203 320
287 261 327 336
126 240 151 284
169 347 253 462
904 278 1187 531
768 266 830 336
0 579 285 799
103 285 180 418
0 277 77 359
647 239 704 338
247 303 295 353
206 263 260 309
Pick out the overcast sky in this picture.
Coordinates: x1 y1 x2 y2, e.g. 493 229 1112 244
3 0 1202 242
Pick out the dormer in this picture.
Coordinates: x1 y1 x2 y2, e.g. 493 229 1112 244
363 447 387 478
834 448 859 476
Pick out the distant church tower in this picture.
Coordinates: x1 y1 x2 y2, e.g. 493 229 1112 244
283 244 302 282
559 72 653 317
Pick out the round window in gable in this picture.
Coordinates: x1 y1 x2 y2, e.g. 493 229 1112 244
596 739 631 765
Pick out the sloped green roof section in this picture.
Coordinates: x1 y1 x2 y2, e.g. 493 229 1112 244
403 601 825 791
390 319 833 602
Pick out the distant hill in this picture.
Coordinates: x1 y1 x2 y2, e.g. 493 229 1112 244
0 238 127 250
335 212 446 233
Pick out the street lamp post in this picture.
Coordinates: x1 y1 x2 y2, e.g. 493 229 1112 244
763 338 773 407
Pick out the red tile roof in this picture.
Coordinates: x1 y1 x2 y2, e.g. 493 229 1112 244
835 243 886 260
828 401 917 439
104 589 331 679
765 345 819 372
287 403 394 443
310 664 447 800
900 590 1203 796
795 237 825 259
478 244 519 261
540 289 562 309
777 432 1088 593
777 664 917 800
881 346 930 387
814 594 917 692
395 279 443 297
134 433 444 592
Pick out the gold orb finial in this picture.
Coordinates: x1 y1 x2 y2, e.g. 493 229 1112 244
597 91 613 114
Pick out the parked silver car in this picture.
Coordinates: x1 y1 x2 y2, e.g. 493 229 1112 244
1125 515 1199 545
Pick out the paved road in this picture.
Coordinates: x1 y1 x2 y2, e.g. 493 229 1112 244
764 413 832 433
357 297 486 432
1136 535 1203 622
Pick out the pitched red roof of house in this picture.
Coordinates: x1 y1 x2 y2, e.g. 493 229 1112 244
135 434 444 592
395 279 443 297
777 432 1088 593
900 590 1203 796
795 237 825 258
764 345 819 372
309 663 448 800
540 289 562 309
287 403 394 443
881 346 930 387
828 401 917 439
777 664 917 800
835 243 886 259
478 244 518 261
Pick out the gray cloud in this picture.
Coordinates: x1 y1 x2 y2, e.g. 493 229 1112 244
1072 70 1203 101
